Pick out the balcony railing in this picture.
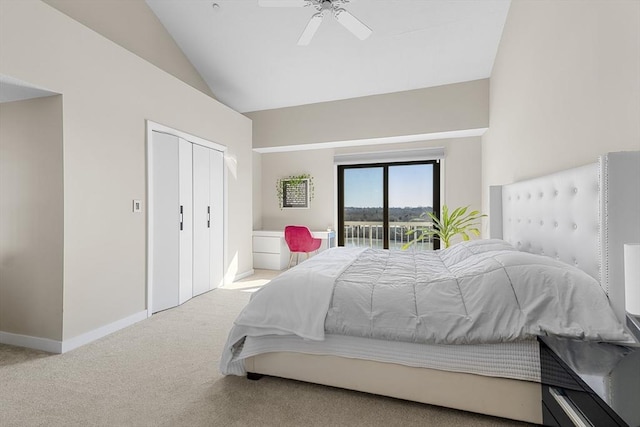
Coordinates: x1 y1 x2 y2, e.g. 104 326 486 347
343 221 434 250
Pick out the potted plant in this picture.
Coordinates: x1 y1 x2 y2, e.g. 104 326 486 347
403 205 486 249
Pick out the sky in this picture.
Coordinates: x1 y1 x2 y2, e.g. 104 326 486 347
344 164 433 208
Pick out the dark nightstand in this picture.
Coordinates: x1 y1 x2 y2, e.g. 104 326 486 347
628 315 640 342
539 332 640 427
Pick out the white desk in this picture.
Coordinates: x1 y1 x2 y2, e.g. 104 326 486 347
252 229 336 270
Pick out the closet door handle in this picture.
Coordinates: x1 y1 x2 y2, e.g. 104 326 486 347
207 206 211 228
180 205 184 231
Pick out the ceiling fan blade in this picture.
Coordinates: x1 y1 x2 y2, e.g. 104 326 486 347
334 8 372 40
297 13 323 46
258 0 310 7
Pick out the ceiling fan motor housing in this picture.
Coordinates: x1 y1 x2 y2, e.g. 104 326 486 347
319 1 334 15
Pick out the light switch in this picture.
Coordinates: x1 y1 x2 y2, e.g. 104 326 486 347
133 199 142 213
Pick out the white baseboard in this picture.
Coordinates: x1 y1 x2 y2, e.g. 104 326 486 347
0 331 62 353
0 310 148 354
232 268 255 282
61 310 148 353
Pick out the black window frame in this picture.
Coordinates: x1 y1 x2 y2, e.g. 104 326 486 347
337 159 441 250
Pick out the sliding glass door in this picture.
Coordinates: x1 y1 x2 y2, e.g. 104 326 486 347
338 160 440 250
340 166 385 248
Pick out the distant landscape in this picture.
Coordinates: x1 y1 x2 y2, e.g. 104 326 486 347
344 206 434 222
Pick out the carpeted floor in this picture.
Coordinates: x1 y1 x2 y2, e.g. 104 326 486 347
0 277 533 426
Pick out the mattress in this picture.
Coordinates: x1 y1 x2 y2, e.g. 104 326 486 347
238 334 541 382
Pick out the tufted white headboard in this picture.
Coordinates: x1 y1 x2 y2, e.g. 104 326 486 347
490 151 640 323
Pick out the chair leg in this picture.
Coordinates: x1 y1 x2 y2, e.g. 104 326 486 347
288 253 295 269
306 252 310 259
296 253 300 265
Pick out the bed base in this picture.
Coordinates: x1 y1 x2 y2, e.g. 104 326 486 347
245 352 542 424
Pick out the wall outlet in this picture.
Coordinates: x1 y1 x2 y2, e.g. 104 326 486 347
133 199 142 213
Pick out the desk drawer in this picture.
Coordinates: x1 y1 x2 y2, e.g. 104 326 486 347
253 236 282 253
253 252 286 270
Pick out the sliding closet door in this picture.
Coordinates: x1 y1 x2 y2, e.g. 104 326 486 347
192 144 211 296
178 138 193 304
151 132 180 313
192 145 224 295
149 128 224 312
209 149 224 290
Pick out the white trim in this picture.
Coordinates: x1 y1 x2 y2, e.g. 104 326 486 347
227 269 255 285
334 147 445 165
146 122 156 318
147 120 227 152
222 154 230 287
0 331 62 353
253 128 487 153
0 310 147 353
61 310 148 353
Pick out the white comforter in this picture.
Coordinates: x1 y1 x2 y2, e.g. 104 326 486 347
220 240 630 375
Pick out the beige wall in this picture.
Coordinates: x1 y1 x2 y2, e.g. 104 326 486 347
0 0 252 341
252 151 263 230
43 0 214 98
0 96 64 341
251 80 489 234
438 137 483 218
248 79 489 150
483 0 640 218
260 149 335 231
259 137 482 233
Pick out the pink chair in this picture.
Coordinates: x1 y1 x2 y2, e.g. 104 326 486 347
284 225 322 268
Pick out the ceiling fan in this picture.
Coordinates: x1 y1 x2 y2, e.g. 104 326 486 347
258 0 372 46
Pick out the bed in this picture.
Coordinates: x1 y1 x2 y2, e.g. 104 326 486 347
221 151 640 424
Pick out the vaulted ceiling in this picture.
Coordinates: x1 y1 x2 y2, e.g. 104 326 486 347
10 1 511 113
147 0 511 113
